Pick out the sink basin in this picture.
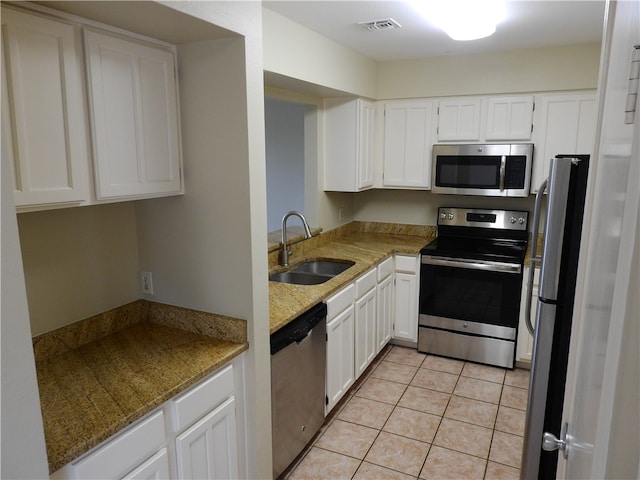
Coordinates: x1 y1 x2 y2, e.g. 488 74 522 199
291 260 355 276
269 260 355 285
269 271 332 285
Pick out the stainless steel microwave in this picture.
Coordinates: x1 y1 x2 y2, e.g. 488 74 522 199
431 143 533 197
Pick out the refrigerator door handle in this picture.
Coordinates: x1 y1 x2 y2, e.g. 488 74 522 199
525 177 548 335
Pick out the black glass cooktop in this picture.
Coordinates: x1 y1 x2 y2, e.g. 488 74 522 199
421 236 527 264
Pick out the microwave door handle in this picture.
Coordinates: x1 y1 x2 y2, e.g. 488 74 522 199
525 177 548 335
499 155 506 191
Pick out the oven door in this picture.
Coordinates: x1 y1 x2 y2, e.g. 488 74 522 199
418 255 524 368
419 255 523 329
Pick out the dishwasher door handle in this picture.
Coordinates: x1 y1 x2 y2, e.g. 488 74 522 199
295 330 313 344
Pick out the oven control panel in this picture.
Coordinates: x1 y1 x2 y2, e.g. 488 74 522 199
438 207 528 231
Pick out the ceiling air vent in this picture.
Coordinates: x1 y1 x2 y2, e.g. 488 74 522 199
358 18 401 32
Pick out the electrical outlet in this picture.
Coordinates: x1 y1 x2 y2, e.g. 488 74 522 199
338 206 344 220
140 271 154 295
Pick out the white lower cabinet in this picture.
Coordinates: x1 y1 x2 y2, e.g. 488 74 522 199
325 255 418 414
517 265 540 365
52 359 244 480
392 255 420 344
122 448 171 480
354 268 377 378
175 397 238 480
326 284 356 414
355 282 377 378
376 258 394 351
71 410 167 480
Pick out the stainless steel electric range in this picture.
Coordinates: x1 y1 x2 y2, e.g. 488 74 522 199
418 207 529 369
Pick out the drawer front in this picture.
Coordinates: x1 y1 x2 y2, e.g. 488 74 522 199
326 283 355 320
73 410 166 479
355 268 377 298
395 254 418 274
377 257 393 281
173 364 234 432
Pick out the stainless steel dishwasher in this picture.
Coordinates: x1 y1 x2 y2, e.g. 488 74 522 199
271 302 327 479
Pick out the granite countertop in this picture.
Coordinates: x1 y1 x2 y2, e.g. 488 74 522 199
34 301 248 473
269 230 434 333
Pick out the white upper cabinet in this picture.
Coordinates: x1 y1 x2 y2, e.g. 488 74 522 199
383 100 437 189
437 95 534 143
2 8 89 208
531 92 596 192
324 98 375 192
437 98 482 141
85 29 182 200
485 96 535 141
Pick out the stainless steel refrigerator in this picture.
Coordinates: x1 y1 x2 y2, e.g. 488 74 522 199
521 155 590 479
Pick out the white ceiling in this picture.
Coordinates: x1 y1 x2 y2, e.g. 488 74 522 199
263 0 606 62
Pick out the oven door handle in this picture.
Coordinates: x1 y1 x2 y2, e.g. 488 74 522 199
421 255 522 274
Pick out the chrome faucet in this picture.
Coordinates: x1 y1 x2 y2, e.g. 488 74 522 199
281 211 312 266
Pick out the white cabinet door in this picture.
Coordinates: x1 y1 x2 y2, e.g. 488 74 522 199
383 101 437 188
393 255 419 343
531 92 597 192
517 266 540 365
122 448 170 480
326 305 355 414
354 287 377 377
85 29 182 200
175 396 239 480
376 274 393 352
358 100 375 189
2 8 89 208
485 96 534 141
324 98 375 192
437 98 482 142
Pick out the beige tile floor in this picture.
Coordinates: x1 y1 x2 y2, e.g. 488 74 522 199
283 345 531 480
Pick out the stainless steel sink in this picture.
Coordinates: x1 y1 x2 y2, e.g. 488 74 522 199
291 260 354 276
269 271 331 285
269 260 355 285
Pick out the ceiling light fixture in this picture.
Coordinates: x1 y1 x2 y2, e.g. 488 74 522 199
409 0 506 41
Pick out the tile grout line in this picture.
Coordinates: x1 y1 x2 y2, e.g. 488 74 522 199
286 346 529 479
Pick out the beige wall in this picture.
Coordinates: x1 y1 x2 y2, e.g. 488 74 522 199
353 189 536 226
18 203 140 336
262 26 601 231
2 118 49 478
378 43 601 99
263 8 378 99
13 2 272 477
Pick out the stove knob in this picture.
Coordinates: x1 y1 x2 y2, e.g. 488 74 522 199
440 212 447 220
447 213 454 220
519 217 526 224
510 216 517 224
